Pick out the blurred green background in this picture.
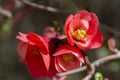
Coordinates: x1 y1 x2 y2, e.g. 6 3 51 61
0 0 120 80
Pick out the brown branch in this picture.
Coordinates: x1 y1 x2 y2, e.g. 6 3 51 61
20 0 61 13
82 55 94 80
56 49 120 79
82 64 95 80
84 55 92 73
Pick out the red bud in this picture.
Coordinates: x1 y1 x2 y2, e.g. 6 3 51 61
108 38 116 52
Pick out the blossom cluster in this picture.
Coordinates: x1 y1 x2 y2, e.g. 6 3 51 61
16 10 103 80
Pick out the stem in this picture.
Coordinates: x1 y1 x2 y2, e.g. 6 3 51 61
21 0 61 13
82 55 95 80
84 55 92 73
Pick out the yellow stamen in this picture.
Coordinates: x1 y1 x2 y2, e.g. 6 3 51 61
32 48 40 55
73 29 86 40
62 54 74 62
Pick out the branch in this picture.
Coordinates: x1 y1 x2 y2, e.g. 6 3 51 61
20 0 61 13
82 64 95 80
56 49 120 79
82 55 95 80
0 6 12 18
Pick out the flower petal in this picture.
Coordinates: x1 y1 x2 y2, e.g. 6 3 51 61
74 40 91 50
27 33 49 54
16 32 28 42
17 41 27 59
54 57 64 72
65 15 74 30
87 13 98 35
64 15 74 46
39 50 50 71
25 44 47 78
67 31 75 46
89 29 103 49
75 10 91 20
69 18 88 31
48 58 58 77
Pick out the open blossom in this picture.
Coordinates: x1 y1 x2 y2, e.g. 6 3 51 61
54 45 84 72
16 32 50 78
65 10 103 50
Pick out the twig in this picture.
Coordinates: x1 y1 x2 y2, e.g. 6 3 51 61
84 55 92 73
20 0 61 13
56 49 120 79
82 64 95 80
82 55 94 80
0 6 12 18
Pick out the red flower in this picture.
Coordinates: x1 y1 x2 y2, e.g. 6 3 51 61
65 10 103 50
16 32 50 78
54 45 84 72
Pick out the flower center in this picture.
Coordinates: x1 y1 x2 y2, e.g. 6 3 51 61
32 48 40 55
62 54 75 62
73 29 86 40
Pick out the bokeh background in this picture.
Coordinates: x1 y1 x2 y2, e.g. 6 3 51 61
0 0 120 80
